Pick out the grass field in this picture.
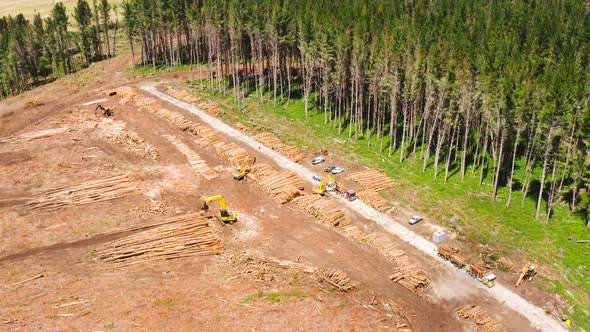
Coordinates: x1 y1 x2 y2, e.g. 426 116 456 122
145 71 590 328
0 0 124 19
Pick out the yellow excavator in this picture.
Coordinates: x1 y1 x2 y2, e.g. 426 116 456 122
515 262 537 287
313 174 336 195
201 195 237 224
232 155 256 180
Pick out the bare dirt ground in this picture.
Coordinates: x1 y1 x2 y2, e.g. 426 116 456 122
0 55 561 331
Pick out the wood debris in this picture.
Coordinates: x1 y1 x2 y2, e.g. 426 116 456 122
220 250 317 282
164 135 219 180
24 175 139 211
496 256 517 273
357 190 391 211
317 268 356 291
456 304 506 332
254 132 304 162
347 169 395 192
96 214 223 265
197 101 224 117
292 194 350 227
215 142 251 166
0 127 68 145
364 233 431 292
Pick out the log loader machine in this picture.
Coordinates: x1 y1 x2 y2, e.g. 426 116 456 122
201 195 237 224
232 155 256 180
515 262 537 287
313 174 336 195
95 104 114 117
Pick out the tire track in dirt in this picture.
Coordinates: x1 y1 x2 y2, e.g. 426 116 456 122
141 83 565 332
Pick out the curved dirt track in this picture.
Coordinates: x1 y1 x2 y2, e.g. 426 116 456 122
142 83 566 332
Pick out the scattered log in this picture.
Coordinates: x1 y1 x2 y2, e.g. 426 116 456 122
456 304 506 332
496 256 517 273
4 274 44 289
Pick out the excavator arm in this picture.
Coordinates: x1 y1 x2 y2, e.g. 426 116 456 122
515 262 537 287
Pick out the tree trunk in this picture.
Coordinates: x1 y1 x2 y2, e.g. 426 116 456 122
506 123 522 207
536 127 553 221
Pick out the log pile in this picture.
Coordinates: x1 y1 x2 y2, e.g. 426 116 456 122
96 214 223 265
254 132 304 162
215 142 251 166
234 122 250 132
456 305 506 332
248 164 278 180
197 102 224 117
364 232 431 292
347 169 395 191
164 135 219 180
113 131 160 159
114 86 139 105
292 194 350 227
317 268 356 291
221 250 318 282
0 127 69 145
166 87 200 104
496 256 517 273
251 166 304 204
357 190 391 211
24 175 140 211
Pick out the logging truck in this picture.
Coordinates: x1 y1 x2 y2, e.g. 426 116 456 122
467 263 496 288
437 245 466 268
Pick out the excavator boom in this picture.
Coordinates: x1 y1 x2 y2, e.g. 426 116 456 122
232 155 256 180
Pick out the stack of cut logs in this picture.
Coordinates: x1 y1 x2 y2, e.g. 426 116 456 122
114 86 139 105
197 102 225 117
234 122 250 132
164 135 219 180
0 127 68 145
166 87 201 104
317 268 355 291
96 214 223 265
248 164 304 204
364 232 431 292
214 142 251 166
456 304 506 332
24 175 139 211
347 169 395 191
357 190 391 211
292 195 350 227
254 132 305 162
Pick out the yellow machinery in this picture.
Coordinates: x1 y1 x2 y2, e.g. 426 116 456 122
313 174 336 195
515 262 537 287
232 156 256 180
201 195 237 224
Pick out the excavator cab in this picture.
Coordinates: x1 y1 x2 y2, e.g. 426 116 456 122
201 195 237 224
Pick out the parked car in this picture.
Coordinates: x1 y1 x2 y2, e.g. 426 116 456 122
324 166 336 173
408 216 423 225
312 156 325 165
331 167 345 174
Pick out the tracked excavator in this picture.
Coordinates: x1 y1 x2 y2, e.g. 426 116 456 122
201 195 237 224
313 174 336 195
515 262 537 287
232 155 256 180
95 104 114 117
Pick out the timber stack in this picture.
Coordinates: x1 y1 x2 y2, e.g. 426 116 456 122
456 304 506 332
254 132 304 162
197 102 225 117
24 175 139 211
96 214 223 266
214 142 251 166
292 194 350 227
357 190 391 212
347 169 395 191
253 170 304 204
317 268 356 291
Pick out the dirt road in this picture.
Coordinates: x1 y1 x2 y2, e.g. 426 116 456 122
142 83 566 332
